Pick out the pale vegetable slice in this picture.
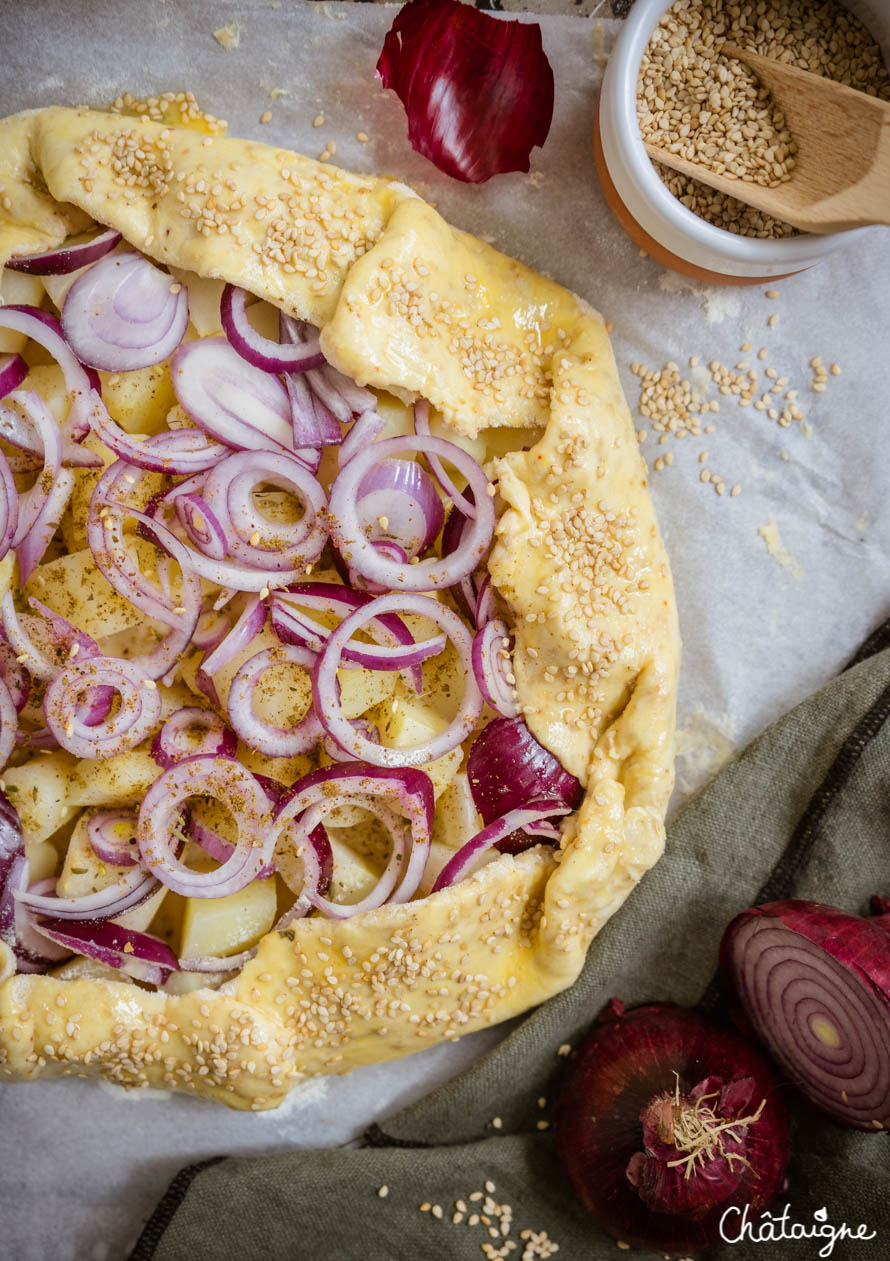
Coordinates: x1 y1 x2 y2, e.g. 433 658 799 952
24 546 146 640
372 686 463 797
25 840 58 884
417 839 497 896
0 269 44 352
0 554 14 605
20 364 70 425
98 361 176 436
61 432 116 552
3 752 77 844
57 812 165 931
432 771 481 851
180 876 277 960
327 834 386 905
68 750 159 809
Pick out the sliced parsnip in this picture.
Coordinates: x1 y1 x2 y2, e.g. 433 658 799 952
432 771 480 850
180 877 277 959
56 812 166 931
68 750 159 808
25 839 59 883
98 362 176 435
24 546 145 639
327 834 384 905
3 752 78 844
373 685 463 797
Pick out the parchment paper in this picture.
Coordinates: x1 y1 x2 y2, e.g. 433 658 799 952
2 3 889 1257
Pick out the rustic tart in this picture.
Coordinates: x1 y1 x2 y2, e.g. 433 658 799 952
0 100 678 1108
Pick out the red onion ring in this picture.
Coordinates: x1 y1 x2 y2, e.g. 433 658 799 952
0 353 28 400
272 762 434 911
91 409 229 476
5 390 71 583
414 399 476 518
329 435 494 591
1 592 56 681
44 656 163 759
171 338 295 452
472 618 519 718
221 285 324 374
202 448 329 571
195 595 266 707
307 360 377 423
432 799 571 891
151 706 237 769
87 810 140 868
173 491 228 561
61 252 189 371
0 445 18 563
13 863 159 923
284 361 341 448
0 305 102 439
0 392 103 470
356 457 444 558
192 605 232 653
0 635 30 712
227 643 323 757
6 227 122 276
338 409 384 466
314 593 483 766
137 756 274 899
474 574 495 628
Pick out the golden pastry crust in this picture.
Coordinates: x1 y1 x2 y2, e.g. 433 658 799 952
0 106 679 1108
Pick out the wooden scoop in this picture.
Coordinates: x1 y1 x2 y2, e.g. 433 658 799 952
644 43 890 234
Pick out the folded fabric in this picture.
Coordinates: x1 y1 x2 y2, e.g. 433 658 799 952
132 622 890 1261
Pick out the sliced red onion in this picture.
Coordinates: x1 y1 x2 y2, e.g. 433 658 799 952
90 407 228 475
0 446 18 563
284 361 341 448
338 409 385 466
171 338 295 451
2 857 70 969
16 467 74 587
151 706 237 769
137 756 274 899
472 618 519 719
202 448 329 571
0 680 17 778
87 810 140 867
192 606 231 653
5 389 70 583
323 719 379 762
356 457 444 558
330 435 494 591
178 949 255 975
44 656 163 758
432 799 571 891
467 716 583 846
7 227 122 276
195 594 266 707
61 252 189 371
414 399 476 518
377 0 554 183
28 598 103 666
0 635 30 712
227 643 322 757
474 573 495 628
0 353 28 400
13 864 159 923
0 394 102 470
272 762 434 912
36 917 179 985
0 305 101 439
2 592 56 681
188 806 274 881
173 491 227 561
347 540 410 596
314 593 482 766
270 583 443 678
221 285 324 374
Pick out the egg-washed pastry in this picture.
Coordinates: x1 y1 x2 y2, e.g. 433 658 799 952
0 100 679 1109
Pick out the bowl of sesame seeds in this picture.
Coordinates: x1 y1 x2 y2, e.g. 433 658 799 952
595 0 890 283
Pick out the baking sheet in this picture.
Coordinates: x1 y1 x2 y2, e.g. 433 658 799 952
2 2 889 1257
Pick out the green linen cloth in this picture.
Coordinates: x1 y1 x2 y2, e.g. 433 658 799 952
132 625 890 1261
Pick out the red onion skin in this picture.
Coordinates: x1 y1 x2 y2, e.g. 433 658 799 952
720 899 890 1130
467 716 582 853
554 1003 791 1257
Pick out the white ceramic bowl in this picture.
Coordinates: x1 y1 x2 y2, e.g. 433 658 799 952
594 0 890 283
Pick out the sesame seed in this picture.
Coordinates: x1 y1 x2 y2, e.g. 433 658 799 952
765 290 781 299
378 1185 389 1198
260 111 273 125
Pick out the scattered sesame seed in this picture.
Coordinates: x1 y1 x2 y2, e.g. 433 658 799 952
378 1185 389 1198
768 313 779 327
313 113 325 127
492 1116 503 1129
831 363 841 376
356 131 369 143
765 289 781 299
260 111 273 125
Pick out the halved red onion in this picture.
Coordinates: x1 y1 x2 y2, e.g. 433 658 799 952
330 434 494 591
44 656 163 759
151 706 237 769
6 227 122 276
472 618 519 718
171 338 295 451
432 799 571 891
414 399 476 518
87 810 140 868
36 917 179 985
357 457 444 559
270 582 443 680
138 756 274 899
467 715 582 850
721 900 890 1130
0 305 101 439
202 448 329 571
377 0 554 184
272 761 434 912
227 643 322 757
61 252 189 371
221 286 324 374
314 593 482 766
338 409 384 467
13 863 159 923
195 595 266 707
0 353 28 400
